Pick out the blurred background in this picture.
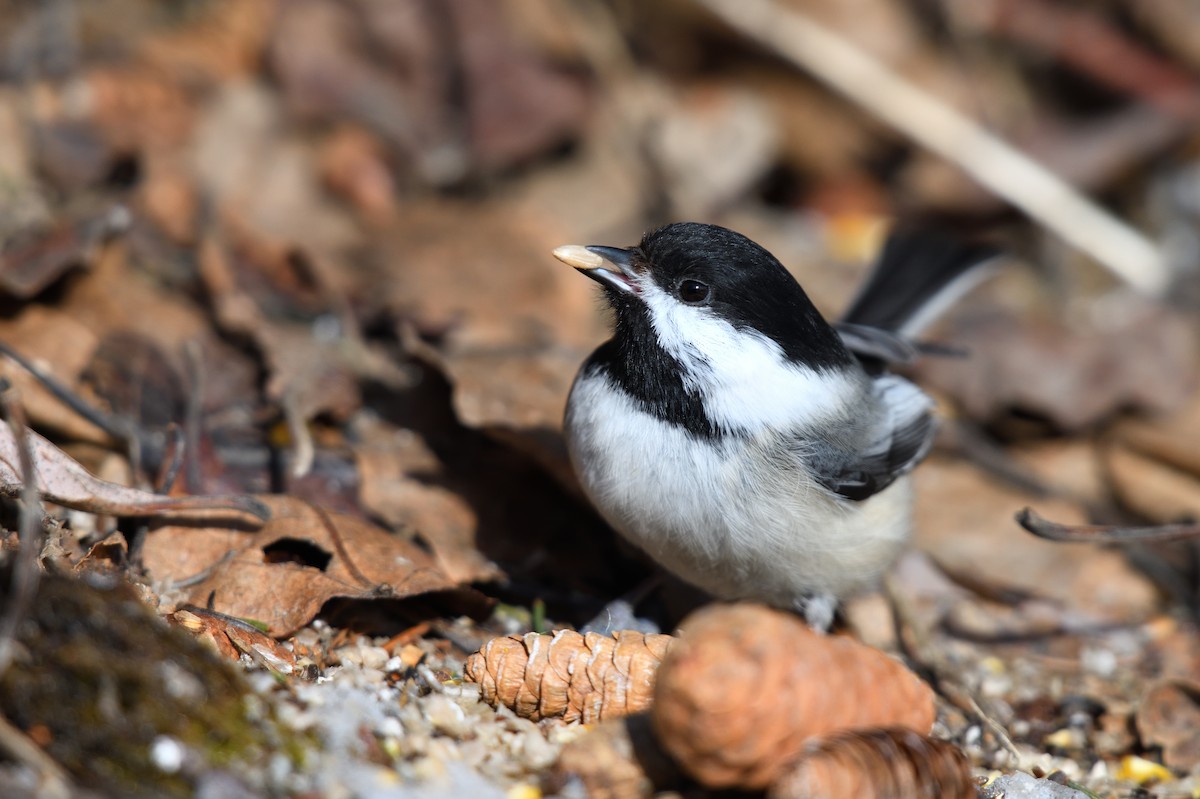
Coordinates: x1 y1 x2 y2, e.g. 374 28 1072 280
1 0 1199 613
4 0 1200 794
2 0 1200 604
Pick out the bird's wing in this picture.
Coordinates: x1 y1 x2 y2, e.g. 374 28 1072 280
805 375 936 502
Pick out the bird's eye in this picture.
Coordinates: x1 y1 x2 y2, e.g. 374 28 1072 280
678 279 710 304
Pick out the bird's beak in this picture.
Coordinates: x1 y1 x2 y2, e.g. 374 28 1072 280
553 245 640 294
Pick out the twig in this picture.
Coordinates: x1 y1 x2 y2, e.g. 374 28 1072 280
693 0 1170 295
0 339 134 446
311 503 373 588
0 381 44 677
281 393 314 480
181 340 205 494
885 573 1021 767
950 684 1023 766
155 424 185 495
165 549 237 591
1017 507 1200 542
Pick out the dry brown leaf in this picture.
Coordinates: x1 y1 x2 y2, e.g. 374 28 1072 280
267 0 460 184
646 83 778 218
137 158 200 244
379 201 605 478
0 419 267 522
56 237 214 355
318 125 398 224
0 208 125 299
82 330 185 437
914 457 1160 631
143 495 457 637
47 67 196 154
1105 443 1200 524
198 234 407 430
171 606 297 676
0 307 107 443
768 727 976 799
271 0 587 180
139 0 278 84
917 302 1198 431
1134 0 1200 72
652 603 935 790
354 422 501 585
1135 680 1200 771
73 532 128 576
448 0 590 173
1113 390 1200 479
464 629 675 724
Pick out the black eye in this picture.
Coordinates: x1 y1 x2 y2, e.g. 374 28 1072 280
678 279 710 304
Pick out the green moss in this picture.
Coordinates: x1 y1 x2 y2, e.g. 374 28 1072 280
0 569 308 798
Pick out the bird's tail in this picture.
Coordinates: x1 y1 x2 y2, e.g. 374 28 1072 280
839 229 999 337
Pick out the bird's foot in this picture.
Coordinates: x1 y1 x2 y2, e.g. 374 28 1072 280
580 598 661 636
795 593 838 633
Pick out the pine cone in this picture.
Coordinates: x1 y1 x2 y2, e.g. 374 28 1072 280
464 630 676 723
769 727 976 799
652 603 935 789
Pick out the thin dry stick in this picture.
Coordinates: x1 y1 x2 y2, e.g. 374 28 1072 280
311 503 373 588
694 0 1170 296
0 382 44 677
884 574 1022 767
282 393 315 480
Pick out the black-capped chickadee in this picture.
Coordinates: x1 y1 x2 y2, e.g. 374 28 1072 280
554 222 996 630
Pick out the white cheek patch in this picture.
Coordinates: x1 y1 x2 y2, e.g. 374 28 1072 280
636 280 857 433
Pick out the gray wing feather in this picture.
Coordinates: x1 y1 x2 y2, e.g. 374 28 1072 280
808 375 936 502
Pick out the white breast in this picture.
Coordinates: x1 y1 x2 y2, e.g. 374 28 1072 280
564 370 913 607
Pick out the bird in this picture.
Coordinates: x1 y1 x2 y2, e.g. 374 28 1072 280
553 222 996 630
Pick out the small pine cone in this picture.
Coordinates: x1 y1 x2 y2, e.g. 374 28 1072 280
464 630 676 723
768 727 976 799
652 603 935 789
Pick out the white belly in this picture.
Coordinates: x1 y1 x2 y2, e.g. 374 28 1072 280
565 372 912 606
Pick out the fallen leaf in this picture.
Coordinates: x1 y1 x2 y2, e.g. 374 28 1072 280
356 434 501 584
1105 444 1200 524
647 84 778 219
447 0 590 173
73 532 127 576
1112 394 1200 478
1135 680 1200 771
0 207 127 299
0 307 108 443
318 124 398 224
0 419 268 522
914 457 1160 630
171 606 298 676
377 201 604 475
138 0 277 84
918 300 1199 432
143 494 458 637
82 329 186 436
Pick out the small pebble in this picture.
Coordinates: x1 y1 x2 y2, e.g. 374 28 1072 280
151 736 184 773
